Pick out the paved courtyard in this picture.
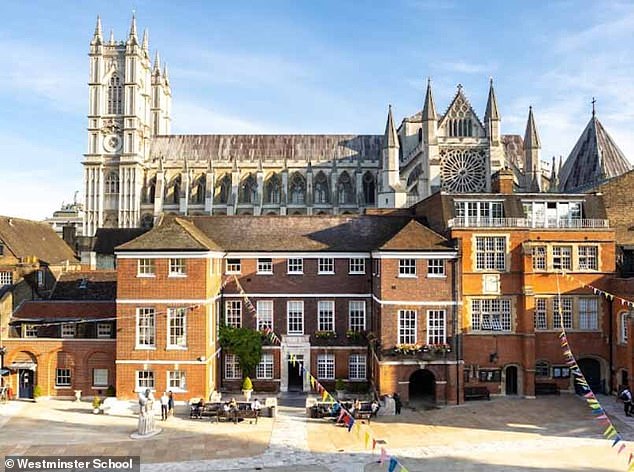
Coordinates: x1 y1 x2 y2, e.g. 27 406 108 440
1 394 632 471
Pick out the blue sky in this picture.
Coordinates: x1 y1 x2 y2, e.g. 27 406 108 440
1 0 634 220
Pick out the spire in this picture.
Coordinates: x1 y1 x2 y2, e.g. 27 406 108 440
163 63 169 83
592 97 597 118
92 16 103 44
109 29 115 45
524 106 541 149
153 50 161 73
422 78 437 121
384 105 399 148
142 29 149 52
128 13 138 43
484 77 500 122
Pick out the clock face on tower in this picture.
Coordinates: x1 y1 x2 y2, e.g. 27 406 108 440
103 134 122 153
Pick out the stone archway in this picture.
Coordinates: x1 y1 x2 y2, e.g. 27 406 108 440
408 369 435 403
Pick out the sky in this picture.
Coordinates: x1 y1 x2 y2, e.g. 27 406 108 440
1 0 634 220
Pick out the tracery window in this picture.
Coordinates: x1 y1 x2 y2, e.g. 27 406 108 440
168 176 181 204
107 73 123 115
440 148 487 193
215 174 231 204
362 171 376 205
265 174 281 204
337 171 354 205
192 176 206 204
314 171 329 204
105 171 119 194
239 173 257 204
289 172 306 205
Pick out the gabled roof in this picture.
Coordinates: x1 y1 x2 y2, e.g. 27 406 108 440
150 135 383 163
438 86 485 132
93 228 149 254
50 271 117 301
0 216 77 265
559 116 632 192
378 220 450 251
116 216 222 251
117 215 450 253
11 300 116 321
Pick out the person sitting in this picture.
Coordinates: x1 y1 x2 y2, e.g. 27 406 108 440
370 400 380 418
223 402 231 412
229 397 238 412
252 398 262 413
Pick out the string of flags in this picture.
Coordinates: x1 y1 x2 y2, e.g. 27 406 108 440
230 275 411 471
556 272 633 471
559 270 634 309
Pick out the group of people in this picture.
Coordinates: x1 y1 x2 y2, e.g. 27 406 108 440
159 391 175 421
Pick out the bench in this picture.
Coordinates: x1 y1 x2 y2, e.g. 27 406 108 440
464 386 491 401
535 382 560 395
216 408 259 424
353 410 372 423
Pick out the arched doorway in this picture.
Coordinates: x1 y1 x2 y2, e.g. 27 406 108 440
10 351 37 399
408 369 435 403
505 366 518 395
577 358 602 394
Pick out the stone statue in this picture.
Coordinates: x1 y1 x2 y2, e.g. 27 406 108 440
137 389 157 436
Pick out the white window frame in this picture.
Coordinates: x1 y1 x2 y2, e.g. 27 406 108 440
427 259 445 277
398 310 417 345
287 258 304 275
256 353 274 380
398 259 416 277
167 307 187 348
475 236 506 271
578 298 599 330
225 300 242 328
256 300 273 331
168 258 187 277
257 258 273 275
61 323 76 338
167 370 186 391
426 310 446 344
318 258 334 275
470 298 512 332
455 200 504 225
93 368 109 387
287 300 304 335
535 361 550 378
97 323 112 338
317 300 335 332
349 258 366 275
136 307 156 349
23 324 37 338
552 246 572 271
532 245 547 271
226 259 241 274
348 301 366 332
348 354 366 380
621 312 630 344
534 298 548 330
224 354 242 380
136 370 155 391
553 297 573 329
317 353 335 380
578 246 598 271
137 258 155 277
0 271 12 286
56 368 72 387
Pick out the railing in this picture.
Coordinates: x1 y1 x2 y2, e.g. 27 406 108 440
448 217 610 229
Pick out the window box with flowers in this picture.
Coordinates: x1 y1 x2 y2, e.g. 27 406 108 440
383 343 452 359
345 330 367 345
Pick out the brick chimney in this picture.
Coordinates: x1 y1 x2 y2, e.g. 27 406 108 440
492 168 515 194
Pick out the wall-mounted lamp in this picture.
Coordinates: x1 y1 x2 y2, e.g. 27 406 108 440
489 352 498 363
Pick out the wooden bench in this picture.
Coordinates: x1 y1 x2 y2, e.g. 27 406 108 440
353 410 372 423
464 386 491 401
216 408 259 424
535 382 560 395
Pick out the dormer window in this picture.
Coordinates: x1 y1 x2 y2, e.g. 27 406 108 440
454 201 503 225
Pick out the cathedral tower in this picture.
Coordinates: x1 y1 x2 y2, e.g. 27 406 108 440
83 15 170 236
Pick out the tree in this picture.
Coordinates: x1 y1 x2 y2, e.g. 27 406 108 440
219 325 262 377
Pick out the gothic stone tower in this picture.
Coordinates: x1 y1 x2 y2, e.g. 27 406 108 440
83 15 171 236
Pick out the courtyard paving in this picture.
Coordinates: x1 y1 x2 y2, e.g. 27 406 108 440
0 393 632 471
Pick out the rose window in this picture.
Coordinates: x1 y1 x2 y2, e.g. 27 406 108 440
440 148 487 193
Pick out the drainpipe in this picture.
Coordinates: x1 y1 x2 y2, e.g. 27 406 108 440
369 252 376 395
453 240 461 405
609 297 614 394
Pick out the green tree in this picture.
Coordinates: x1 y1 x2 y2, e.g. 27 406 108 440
219 325 262 377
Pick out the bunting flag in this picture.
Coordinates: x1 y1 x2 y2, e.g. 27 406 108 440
372 439 377 452
347 417 355 432
400 466 409 472
379 447 388 464
364 431 370 449
388 457 399 472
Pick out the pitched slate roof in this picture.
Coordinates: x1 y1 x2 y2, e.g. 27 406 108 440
11 300 116 321
50 271 117 301
93 228 149 254
0 216 77 265
559 116 632 192
117 215 451 253
150 135 384 163
378 220 450 251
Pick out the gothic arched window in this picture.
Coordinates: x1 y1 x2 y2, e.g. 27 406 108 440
289 172 306 205
215 174 231 204
105 171 119 194
239 173 257 204
168 176 181 204
337 171 354 205
265 174 281 204
362 171 376 205
144 176 156 203
192 175 206 204
314 171 329 204
107 74 123 115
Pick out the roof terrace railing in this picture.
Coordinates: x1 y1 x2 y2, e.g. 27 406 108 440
448 217 610 229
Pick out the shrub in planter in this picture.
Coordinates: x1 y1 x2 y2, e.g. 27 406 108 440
33 385 42 400
105 385 116 397
335 378 345 392
242 376 253 391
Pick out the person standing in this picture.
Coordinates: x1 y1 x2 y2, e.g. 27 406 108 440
160 391 169 421
167 391 174 417
621 386 633 417
393 392 402 415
